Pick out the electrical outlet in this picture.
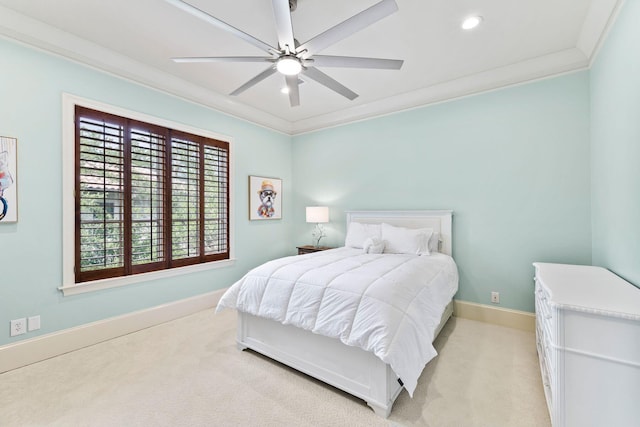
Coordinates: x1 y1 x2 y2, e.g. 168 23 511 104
28 315 41 332
491 291 500 304
10 318 27 337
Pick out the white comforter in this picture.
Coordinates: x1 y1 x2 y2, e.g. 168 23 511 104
216 247 459 396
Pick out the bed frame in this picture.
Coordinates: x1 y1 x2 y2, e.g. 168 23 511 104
236 210 454 417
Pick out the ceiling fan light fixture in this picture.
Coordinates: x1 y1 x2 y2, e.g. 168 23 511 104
462 15 483 30
276 56 302 75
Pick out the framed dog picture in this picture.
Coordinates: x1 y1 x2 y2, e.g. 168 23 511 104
249 175 282 220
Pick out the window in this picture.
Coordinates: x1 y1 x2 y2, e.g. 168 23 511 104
74 106 229 283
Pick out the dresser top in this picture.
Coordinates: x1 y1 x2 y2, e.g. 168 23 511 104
533 262 640 319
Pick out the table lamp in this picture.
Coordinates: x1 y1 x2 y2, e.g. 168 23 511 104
306 206 329 247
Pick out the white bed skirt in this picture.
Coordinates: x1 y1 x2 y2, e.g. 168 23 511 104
236 300 454 417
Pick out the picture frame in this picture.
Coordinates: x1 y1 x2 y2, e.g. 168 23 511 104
0 136 17 223
249 175 282 220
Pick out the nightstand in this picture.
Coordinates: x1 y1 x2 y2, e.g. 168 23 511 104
296 245 333 255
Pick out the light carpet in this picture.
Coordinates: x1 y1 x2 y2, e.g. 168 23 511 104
0 309 550 426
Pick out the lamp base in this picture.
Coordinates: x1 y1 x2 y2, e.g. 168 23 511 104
311 223 326 248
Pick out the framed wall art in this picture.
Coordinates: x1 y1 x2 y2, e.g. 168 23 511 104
249 175 282 220
0 136 17 223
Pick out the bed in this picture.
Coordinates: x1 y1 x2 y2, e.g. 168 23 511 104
217 210 458 417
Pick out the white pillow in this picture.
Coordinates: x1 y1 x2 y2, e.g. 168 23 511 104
381 223 433 255
344 222 382 249
428 232 441 253
363 237 385 254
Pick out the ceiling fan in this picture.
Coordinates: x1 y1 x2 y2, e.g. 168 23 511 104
164 0 404 107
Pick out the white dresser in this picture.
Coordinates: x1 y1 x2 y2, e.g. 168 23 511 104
533 263 640 427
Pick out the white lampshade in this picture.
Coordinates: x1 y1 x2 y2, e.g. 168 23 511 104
306 206 329 223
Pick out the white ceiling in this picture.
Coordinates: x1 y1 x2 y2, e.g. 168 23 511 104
0 0 622 134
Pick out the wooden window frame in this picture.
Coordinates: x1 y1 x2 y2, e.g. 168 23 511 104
60 95 234 296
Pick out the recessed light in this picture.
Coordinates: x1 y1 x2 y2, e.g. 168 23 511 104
462 15 483 30
281 86 290 94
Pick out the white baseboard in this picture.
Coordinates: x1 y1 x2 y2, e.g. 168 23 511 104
0 293 534 374
453 299 535 332
0 289 226 374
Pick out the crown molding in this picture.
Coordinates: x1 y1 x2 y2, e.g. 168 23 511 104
577 0 626 66
291 48 589 134
0 5 292 135
0 2 617 136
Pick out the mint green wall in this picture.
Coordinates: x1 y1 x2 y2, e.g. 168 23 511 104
1 20 612 346
591 1 640 287
293 73 592 312
0 38 292 346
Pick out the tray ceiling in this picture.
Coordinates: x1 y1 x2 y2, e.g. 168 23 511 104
0 0 622 134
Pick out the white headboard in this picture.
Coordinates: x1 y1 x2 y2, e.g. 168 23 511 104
345 210 453 256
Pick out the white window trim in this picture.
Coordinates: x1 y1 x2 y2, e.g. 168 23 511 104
60 93 235 296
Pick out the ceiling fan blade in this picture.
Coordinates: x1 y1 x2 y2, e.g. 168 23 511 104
285 75 300 107
271 0 296 51
297 0 398 58
230 66 277 96
172 56 275 63
311 55 403 70
164 0 276 54
302 67 358 100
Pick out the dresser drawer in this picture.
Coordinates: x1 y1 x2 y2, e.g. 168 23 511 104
542 332 555 378
537 338 554 408
535 282 555 342
536 321 554 372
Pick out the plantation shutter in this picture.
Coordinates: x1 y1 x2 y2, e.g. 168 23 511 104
170 134 230 266
171 134 201 264
76 108 126 282
203 142 229 258
74 105 230 284
130 124 168 274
